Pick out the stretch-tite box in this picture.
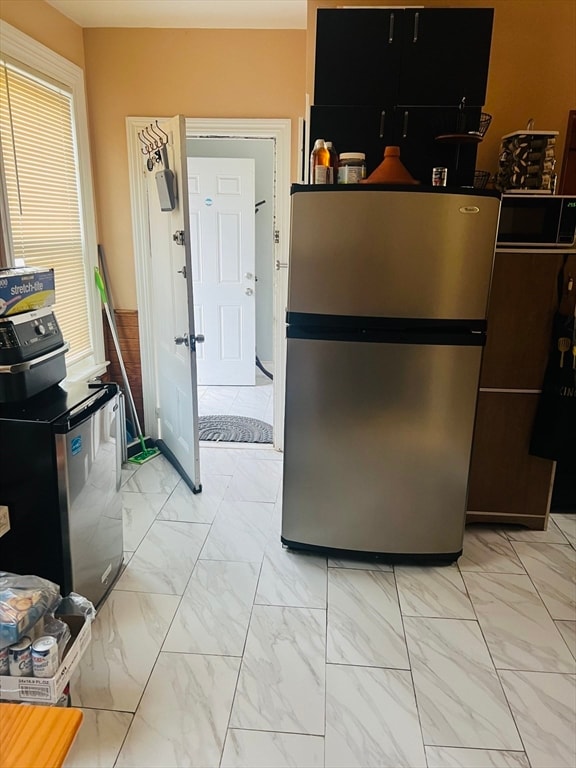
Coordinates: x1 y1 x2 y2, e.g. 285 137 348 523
0 267 55 316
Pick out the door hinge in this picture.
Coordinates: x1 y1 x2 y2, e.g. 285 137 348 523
173 230 185 246
155 406 161 418
274 230 280 244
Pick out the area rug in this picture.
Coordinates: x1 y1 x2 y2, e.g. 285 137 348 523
198 415 273 443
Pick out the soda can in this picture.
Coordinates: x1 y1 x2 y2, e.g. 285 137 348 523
31 636 59 678
432 167 448 186
8 636 33 677
0 645 9 675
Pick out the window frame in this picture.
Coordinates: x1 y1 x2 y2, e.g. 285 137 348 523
0 20 105 383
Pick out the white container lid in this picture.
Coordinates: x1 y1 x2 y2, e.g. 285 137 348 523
339 152 365 161
501 130 559 140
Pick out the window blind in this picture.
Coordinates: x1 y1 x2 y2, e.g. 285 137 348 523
0 60 91 361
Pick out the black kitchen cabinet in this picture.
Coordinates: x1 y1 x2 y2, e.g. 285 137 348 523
314 9 403 107
310 104 481 185
314 7 493 108
397 8 493 107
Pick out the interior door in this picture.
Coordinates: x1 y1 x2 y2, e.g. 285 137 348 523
146 115 201 491
187 157 256 385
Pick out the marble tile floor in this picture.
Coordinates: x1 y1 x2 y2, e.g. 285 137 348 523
197 371 274 428
65 448 576 768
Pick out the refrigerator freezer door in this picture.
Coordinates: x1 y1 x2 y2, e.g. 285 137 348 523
57 392 123 605
281 337 482 556
288 188 500 321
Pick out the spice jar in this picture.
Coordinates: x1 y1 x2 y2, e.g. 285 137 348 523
337 153 366 184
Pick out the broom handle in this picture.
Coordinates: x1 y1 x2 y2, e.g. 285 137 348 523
95 268 144 439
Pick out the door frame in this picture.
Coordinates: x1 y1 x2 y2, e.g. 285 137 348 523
126 117 291 451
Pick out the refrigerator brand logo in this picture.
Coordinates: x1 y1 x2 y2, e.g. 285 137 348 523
71 436 82 456
459 206 480 214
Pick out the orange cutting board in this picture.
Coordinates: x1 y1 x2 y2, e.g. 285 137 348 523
0 703 83 768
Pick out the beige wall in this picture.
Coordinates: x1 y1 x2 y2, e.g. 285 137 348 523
307 0 576 176
0 0 84 67
82 28 306 307
1 0 574 309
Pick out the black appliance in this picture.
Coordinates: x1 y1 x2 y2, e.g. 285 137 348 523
497 194 576 249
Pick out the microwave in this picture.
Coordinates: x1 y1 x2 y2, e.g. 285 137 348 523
497 194 576 248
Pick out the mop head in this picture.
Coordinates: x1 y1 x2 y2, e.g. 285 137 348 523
128 436 161 465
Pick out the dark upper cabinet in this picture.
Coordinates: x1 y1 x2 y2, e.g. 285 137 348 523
398 9 494 107
310 104 481 185
314 9 403 107
314 7 493 108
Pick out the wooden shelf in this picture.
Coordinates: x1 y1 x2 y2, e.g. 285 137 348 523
435 133 483 144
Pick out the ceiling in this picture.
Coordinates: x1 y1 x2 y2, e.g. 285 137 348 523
45 0 308 29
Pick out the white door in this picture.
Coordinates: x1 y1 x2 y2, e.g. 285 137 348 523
187 157 256 385
146 115 201 490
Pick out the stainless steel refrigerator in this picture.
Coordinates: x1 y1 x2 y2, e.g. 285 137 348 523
281 184 501 562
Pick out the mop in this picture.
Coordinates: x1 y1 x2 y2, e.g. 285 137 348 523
94 267 160 465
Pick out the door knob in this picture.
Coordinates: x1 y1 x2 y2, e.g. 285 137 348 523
245 288 254 296
193 334 205 344
174 334 189 346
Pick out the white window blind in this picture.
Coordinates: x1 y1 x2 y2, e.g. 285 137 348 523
0 60 91 362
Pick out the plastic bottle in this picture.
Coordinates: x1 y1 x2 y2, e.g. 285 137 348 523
310 139 330 184
326 141 338 184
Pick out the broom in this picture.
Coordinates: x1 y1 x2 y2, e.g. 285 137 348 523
94 267 160 465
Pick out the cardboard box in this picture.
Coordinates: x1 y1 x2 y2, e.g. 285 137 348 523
0 267 55 316
0 615 91 704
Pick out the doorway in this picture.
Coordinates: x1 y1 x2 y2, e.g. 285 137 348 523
187 140 274 439
126 117 291 453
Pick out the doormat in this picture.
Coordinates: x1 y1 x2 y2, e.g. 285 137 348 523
198 415 273 443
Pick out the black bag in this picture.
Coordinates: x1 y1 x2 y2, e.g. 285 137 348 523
530 258 576 462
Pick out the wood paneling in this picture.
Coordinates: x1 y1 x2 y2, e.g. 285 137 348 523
102 309 145 434
467 392 555 527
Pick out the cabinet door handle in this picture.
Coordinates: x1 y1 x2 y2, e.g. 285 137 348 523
388 12 395 43
403 110 409 139
413 11 420 43
379 110 386 139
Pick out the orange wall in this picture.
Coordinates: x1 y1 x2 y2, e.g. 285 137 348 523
82 27 306 307
0 0 84 67
307 0 576 178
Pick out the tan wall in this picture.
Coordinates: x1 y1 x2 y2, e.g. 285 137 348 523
0 0 84 67
83 28 306 308
307 0 576 177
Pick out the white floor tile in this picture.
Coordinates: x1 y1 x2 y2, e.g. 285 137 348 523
116 653 240 768
157 474 230 524
163 560 259 655
200 500 273 563
403 616 522 749
506 518 570 545
552 514 576 548
199 446 242 475
70 590 179 712
63 709 133 768
425 746 530 767
555 620 576 660
499 670 576 768
327 569 409 669
395 564 475 619
230 605 326 735
325 664 426 768
463 572 575 673
255 549 327 609
327 558 393 571
510 542 576 620
459 529 525 574
116 520 209 595
123 455 181 494
122 491 167 551
223 458 282 502
221 730 324 768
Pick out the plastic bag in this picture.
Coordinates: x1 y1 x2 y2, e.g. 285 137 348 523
0 572 61 649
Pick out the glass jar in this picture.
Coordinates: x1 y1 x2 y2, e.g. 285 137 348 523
337 152 366 184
